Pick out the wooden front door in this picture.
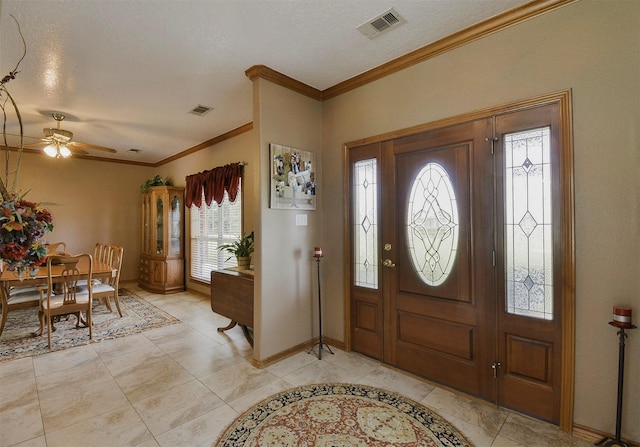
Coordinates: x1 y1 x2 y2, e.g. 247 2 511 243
348 98 572 425
384 119 496 399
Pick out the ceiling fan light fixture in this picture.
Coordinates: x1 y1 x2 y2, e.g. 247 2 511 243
59 145 72 158
44 144 58 158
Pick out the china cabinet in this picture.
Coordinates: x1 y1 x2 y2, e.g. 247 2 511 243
139 186 185 293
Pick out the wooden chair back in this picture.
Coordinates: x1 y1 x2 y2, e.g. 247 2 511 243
47 241 67 254
39 253 93 348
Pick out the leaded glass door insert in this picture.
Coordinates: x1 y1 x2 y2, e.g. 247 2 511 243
504 127 553 320
406 162 459 286
354 158 379 289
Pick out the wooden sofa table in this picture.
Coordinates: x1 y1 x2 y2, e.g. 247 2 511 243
210 268 254 346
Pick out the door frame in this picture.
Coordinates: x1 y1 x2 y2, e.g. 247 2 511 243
342 90 575 431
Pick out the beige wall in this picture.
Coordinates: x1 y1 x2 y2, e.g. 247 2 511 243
12 151 153 281
152 129 257 297
252 78 323 360
321 0 639 441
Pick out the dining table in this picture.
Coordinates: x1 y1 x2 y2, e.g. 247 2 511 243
0 256 115 336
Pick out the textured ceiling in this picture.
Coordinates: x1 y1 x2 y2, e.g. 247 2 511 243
0 0 530 164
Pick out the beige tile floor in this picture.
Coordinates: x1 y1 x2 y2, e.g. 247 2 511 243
0 285 594 447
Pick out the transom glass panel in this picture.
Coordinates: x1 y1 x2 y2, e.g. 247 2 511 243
406 163 459 286
504 126 553 320
353 159 378 289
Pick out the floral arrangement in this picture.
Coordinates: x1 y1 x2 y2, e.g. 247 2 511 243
0 195 54 277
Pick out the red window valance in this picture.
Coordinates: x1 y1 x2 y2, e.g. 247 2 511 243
185 162 243 208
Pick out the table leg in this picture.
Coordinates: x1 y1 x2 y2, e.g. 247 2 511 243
217 320 238 332
240 325 254 347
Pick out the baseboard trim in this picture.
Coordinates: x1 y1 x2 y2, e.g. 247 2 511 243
251 336 345 368
573 423 639 447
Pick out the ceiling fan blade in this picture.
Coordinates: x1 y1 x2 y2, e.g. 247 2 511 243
72 141 117 153
68 146 89 155
24 141 49 149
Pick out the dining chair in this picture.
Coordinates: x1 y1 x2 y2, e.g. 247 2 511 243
90 243 114 312
94 243 113 265
0 286 41 336
0 247 73 337
37 253 93 348
47 241 68 254
92 245 124 317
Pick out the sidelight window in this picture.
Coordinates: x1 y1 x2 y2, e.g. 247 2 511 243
353 158 379 289
504 127 554 320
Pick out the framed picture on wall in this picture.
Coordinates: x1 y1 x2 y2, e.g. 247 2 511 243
270 143 317 210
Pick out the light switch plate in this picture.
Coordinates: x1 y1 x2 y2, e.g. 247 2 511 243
296 214 307 226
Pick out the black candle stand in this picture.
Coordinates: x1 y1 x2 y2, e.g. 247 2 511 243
595 322 636 447
308 256 333 360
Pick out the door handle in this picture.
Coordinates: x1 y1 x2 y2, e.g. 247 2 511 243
383 259 396 268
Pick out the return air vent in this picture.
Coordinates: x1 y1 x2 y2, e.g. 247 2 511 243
357 8 406 39
189 104 213 116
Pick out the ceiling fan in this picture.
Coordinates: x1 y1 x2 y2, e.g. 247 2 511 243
27 113 118 158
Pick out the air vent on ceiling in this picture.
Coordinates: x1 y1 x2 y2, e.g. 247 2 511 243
189 104 213 116
357 7 406 39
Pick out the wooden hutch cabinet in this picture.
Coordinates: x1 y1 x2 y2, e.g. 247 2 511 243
139 185 185 293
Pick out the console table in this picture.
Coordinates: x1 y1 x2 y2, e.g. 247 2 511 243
210 268 254 346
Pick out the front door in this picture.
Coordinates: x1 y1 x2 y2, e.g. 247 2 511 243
348 98 572 424
384 119 496 399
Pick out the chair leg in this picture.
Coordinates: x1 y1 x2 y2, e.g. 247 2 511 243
113 292 123 317
0 304 7 337
37 309 45 336
102 297 113 312
47 314 52 349
87 309 92 340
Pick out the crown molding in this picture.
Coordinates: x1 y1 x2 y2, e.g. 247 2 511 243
322 0 577 99
245 65 323 101
245 0 577 101
155 122 254 167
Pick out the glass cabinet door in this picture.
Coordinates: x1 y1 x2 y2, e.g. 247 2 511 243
156 196 164 254
142 195 151 254
169 193 182 255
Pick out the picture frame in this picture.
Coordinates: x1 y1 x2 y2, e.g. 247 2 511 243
270 143 317 210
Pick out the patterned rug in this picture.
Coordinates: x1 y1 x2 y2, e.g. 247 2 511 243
0 288 179 362
216 383 473 446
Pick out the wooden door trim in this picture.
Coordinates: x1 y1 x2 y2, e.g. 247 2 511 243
343 89 574 431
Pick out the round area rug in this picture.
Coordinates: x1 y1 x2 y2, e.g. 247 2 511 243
216 383 472 446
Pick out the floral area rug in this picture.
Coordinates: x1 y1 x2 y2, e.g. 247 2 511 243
216 383 473 447
0 288 179 362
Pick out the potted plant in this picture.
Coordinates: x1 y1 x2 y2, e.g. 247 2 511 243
140 175 173 193
219 231 254 269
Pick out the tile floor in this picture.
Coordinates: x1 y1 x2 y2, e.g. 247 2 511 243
0 285 594 447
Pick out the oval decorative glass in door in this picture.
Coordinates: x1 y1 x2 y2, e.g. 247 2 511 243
406 163 459 286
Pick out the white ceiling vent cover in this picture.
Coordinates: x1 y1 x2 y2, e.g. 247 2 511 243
357 8 406 39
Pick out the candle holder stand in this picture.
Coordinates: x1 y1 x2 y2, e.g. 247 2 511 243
308 256 333 360
595 322 636 447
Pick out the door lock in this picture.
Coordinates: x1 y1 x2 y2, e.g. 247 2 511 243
491 362 502 379
383 259 396 268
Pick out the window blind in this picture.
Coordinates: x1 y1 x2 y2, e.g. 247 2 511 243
190 185 242 283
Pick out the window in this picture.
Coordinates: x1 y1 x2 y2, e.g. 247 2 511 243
353 158 379 289
190 184 242 282
406 162 459 287
504 126 553 320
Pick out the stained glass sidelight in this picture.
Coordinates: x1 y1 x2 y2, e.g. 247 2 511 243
504 127 553 320
406 163 459 286
353 159 378 289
